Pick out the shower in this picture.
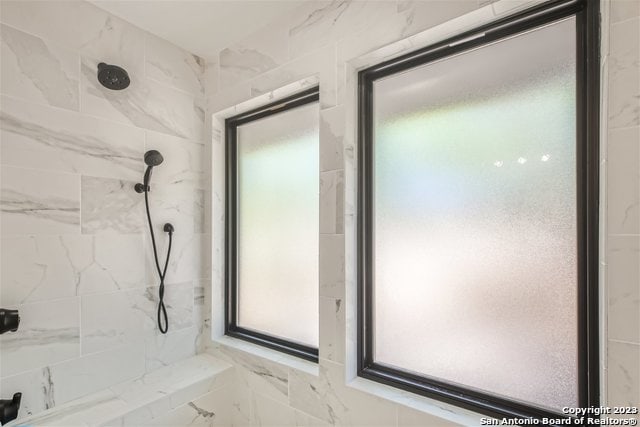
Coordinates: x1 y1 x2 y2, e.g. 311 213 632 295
135 151 174 334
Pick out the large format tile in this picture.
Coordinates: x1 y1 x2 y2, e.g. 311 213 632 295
80 56 204 141
608 235 640 343
319 169 344 234
396 0 478 38
1 95 144 180
51 342 146 406
0 0 145 74
219 22 289 88
144 326 198 373
145 233 207 286
607 126 640 235
608 18 639 129
0 166 80 234
0 298 80 378
319 105 344 172
287 1 396 58
145 33 205 97
0 24 79 111
319 296 345 363
608 340 640 407
81 176 143 234
0 234 145 306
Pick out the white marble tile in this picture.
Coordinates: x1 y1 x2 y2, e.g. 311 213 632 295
608 235 640 343
0 24 79 111
51 342 146 407
81 289 150 354
319 105 344 172
219 23 289 88
608 340 640 406
0 297 80 378
143 183 201 240
397 0 479 38
81 176 144 234
81 283 193 354
213 345 290 405
251 391 328 427
288 361 397 426
12 389 128 427
0 0 145 75
1 235 84 305
80 57 204 141
398 404 460 426
132 386 234 426
0 234 145 306
319 169 344 234
608 17 639 129
319 296 345 364
145 33 205 97
146 233 207 286
1 95 144 181
611 0 640 23
1 166 80 234
607 126 640 235
110 354 232 414
249 45 336 109
287 1 396 58
145 131 205 188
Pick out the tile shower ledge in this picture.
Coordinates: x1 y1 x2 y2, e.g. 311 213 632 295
7 354 233 427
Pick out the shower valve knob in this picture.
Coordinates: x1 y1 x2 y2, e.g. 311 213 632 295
0 309 20 334
0 392 22 425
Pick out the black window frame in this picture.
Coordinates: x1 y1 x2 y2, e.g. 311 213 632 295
225 86 320 362
357 0 599 420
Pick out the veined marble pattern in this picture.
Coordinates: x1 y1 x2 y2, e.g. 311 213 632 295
319 296 345 363
81 283 194 354
81 176 143 234
608 235 640 344
608 17 639 129
145 183 201 238
607 126 640 235
1 234 144 306
0 297 80 378
219 23 288 88
319 106 344 172
146 233 207 286
1 95 144 181
319 169 344 234
145 33 206 97
608 340 640 406
0 0 145 74
287 1 396 58
0 24 79 111
1 166 80 234
80 57 204 141
145 131 205 189
396 0 479 38
145 326 198 373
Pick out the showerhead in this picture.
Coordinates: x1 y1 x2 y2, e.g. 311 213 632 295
97 62 130 90
135 150 164 193
144 150 164 167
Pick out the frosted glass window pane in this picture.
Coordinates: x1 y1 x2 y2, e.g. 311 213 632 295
373 18 577 411
237 102 319 347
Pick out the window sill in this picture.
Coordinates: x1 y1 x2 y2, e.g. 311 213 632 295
346 376 488 426
212 335 320 377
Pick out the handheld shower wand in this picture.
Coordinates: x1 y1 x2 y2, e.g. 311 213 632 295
135 150 173 334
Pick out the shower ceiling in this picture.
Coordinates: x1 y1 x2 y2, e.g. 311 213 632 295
90 0 304 59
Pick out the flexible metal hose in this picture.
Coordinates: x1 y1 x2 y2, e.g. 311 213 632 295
144 187 171 334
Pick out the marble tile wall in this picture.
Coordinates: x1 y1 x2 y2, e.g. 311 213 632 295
605 0 640 410
204 0 640 425
0 1 210 422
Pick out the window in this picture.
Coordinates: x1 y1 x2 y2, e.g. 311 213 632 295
357 0 599 420
226 87 320 361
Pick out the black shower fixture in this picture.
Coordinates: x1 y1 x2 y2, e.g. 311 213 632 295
0 309 20 334
97 62 130 90
135 150 174 334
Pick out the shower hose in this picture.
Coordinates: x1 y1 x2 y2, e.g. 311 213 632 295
144 187 171 334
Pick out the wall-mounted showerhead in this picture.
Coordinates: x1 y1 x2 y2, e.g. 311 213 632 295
97 62 130 90
144 150 164 167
